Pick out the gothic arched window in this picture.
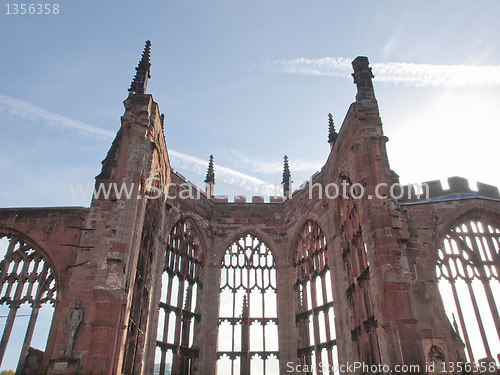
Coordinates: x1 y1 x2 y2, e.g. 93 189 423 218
295 220 337 373
437 218 500 363
338 179 380 365
0 233 57 373
156 219 203 375
217 234 279 375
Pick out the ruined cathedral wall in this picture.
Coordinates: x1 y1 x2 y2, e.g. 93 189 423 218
402 189 500 363
44 92 173 374
0 207 88 286
0 207 88 368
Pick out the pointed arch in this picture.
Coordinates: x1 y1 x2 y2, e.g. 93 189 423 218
289 212 331 264
156 218 204 375
0 227 61 287
163 213 208 267
337 176 380 365
434 205 500 255
217 233 279 375
216 227 281 268
122 193 164 374
294 219 337 373
436 215 500 363
0 230 58 372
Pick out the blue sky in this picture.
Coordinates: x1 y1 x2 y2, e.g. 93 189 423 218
1 0 500 370
1 0 500 207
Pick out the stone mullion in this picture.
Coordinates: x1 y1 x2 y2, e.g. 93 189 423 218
179 281 194 374
217 236 277 375
228 259 237 375
0 245 32 366
240 293 250 375
159 273 173 375
15 261 50 373
172 276 186 374
310 279 321 371
182 281 194 345
261 264 266 353
297 282 312 371
463 225 500 342
232 265 237 356
465 279 492 358
320 273 333 368
317 245 325 272
0 275 25 365
302 283 312 349
15 300 40 373
483 230 500 279
0 301 19 366
474 233 500 340
480 270 500 340
24 262 38 301
449 278 475 362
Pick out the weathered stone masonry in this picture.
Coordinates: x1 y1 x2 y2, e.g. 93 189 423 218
0 42 499 374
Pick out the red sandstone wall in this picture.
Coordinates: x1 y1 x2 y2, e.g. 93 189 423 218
0 207 88 369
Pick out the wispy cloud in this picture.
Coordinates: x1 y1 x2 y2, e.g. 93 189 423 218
262 58 500 87
262 57 352 79
169 150 277 196
230 150 323 175
0 94 116 139
0 94 278 195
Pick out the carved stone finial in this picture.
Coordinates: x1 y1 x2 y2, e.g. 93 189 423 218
128 40 151 95
160 113 165 131
63 300 83 356
351 56 375 102
205 155 215 198
282 155 291 197
204 155 215 184
328 113 338 146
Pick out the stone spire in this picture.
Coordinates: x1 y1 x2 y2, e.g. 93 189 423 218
204 155 215 197
351 56 375 102
327 113 338 148
282 155 291 197
128 40 151 95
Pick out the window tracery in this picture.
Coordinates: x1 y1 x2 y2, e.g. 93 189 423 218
0 234 57 371
437 218 500 362
295 220 337 374
156 219 203 375
217 234 279 375
338 179 380 364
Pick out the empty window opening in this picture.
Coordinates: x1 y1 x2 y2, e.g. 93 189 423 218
0 234 57 373
338 179 380 365
156 220 203 375
295 220 337 374
217 234 279 375
437 218 500 364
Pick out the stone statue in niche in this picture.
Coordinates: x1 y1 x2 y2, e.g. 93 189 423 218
64 300 83 356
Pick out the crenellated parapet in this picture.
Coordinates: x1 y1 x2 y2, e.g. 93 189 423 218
169 169 287 203
397 176 500 204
